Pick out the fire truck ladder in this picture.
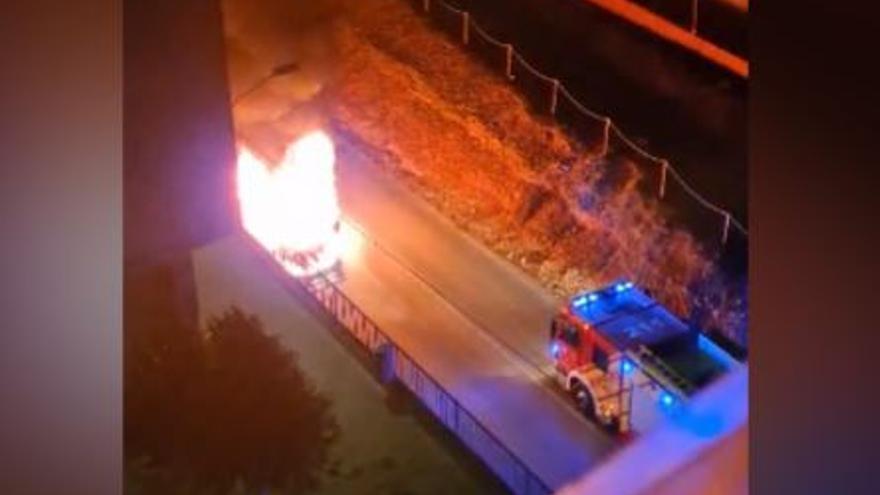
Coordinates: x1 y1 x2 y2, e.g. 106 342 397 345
635 345 695 396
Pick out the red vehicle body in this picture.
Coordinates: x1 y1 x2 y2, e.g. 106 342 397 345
549 281 740 434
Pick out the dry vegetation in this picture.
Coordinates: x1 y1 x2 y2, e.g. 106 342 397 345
224 0 747 346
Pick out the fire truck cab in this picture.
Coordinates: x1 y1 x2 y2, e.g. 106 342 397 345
549 280 741 435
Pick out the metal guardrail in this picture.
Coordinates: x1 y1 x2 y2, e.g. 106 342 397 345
303 275 553 495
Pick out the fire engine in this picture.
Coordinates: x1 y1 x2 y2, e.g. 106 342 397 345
549 280 741 435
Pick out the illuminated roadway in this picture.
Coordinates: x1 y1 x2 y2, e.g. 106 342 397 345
335 141 561 372
232 130 619 489
329 138 619 488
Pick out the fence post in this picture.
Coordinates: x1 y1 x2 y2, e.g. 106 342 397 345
721 213 731 245
600 117 611 157
549 79 560 115
690 0 699 33
462 12 469 45
423 0 430 13
378 342 395 384
659 160 668 199
505 44 514 80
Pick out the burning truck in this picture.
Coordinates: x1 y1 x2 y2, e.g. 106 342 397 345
236 130 343 277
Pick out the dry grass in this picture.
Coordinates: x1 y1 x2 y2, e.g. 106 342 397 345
326 0 745 345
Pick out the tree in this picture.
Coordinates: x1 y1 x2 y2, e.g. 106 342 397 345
125 265 338 494
194 308 339 492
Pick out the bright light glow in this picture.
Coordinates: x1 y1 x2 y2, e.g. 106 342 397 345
615 281 635 293
660 391 675 408
621 359 634 375
335 221 364 263
588 293 599 302
236 130 344 277
551 342 561 358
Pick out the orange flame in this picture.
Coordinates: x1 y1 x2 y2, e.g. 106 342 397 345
236 130 343 277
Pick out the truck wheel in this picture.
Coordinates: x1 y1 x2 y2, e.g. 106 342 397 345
571 381 595 420
606 416 622 434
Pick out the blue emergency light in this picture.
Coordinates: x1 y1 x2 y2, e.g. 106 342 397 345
614 281 635 293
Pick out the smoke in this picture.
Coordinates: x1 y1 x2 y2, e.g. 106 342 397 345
220 0 345 101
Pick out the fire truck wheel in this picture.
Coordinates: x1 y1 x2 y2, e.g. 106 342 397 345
571 381 595 419
606 416 621 434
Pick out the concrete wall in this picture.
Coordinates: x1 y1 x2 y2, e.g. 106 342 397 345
123 0 239 266
124 0 239 330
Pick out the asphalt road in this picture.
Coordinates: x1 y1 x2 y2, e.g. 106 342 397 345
326 140 619 489
331 217 617 491
334 141 561 372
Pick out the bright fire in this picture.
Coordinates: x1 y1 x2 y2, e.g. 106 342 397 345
236 130 344 277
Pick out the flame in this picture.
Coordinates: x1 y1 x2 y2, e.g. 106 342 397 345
236 130 343 277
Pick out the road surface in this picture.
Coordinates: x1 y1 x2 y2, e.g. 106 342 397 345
334 139 561 372
231 132 619 489
332 138 619 488
328 224 617 489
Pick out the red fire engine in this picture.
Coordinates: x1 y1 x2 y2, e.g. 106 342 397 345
549 280 741 435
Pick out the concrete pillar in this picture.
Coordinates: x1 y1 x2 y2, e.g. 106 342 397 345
124 0 238 265
124 0 238 326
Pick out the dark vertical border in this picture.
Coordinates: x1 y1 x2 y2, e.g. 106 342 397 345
752 0 880 493
0 0 121 493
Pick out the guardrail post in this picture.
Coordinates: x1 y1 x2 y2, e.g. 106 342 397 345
690 0 699 33
378 342 395 383
721 213 731 245
462 12 470 45
549 79 560 115
505 44 514 80
423 0 430 13
659 160 668 199
600 117 611 157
